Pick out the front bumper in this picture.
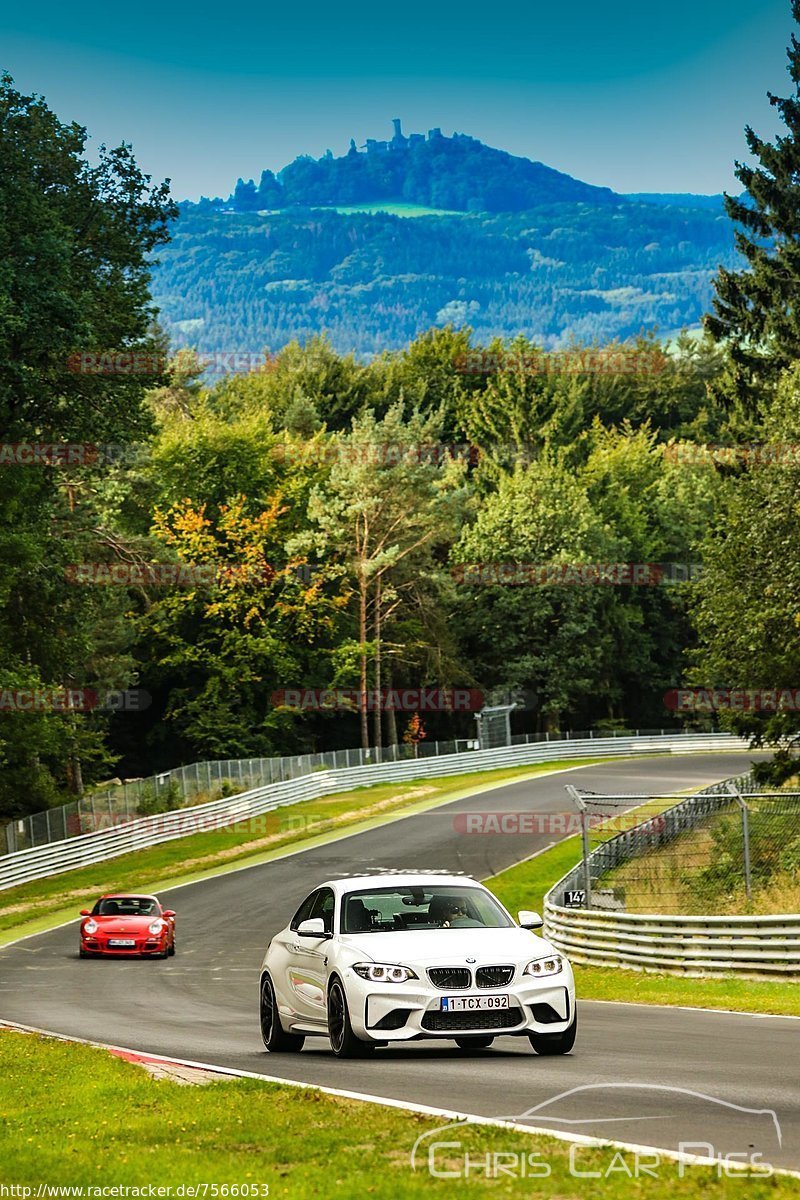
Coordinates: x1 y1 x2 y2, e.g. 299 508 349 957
347 969 575 1042
80 935 169 957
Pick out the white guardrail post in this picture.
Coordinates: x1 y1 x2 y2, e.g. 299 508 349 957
0 732 747 892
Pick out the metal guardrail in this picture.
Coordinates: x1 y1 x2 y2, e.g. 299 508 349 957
0 732 745 891
544 771 800 979
2 726 686 855
544 908 800 976
4 742 466 855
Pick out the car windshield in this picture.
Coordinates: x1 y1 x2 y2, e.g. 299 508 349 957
341 885 513 934
93 897 159 917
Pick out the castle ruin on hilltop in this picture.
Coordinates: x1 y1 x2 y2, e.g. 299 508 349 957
350 120 471 155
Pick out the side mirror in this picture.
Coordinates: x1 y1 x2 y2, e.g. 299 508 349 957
518 910 543 930
80 909 90 916
162 910 176 918
296 917 327 937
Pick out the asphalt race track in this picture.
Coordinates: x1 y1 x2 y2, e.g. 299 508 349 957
2 752 798 1171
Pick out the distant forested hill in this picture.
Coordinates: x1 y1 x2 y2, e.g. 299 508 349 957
225 127 618 213
149 127 738 357
625 192 728 211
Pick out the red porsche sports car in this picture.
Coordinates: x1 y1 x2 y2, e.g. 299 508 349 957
79 894 176 958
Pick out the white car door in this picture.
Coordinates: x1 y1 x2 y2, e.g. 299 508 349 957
284 887 334 1028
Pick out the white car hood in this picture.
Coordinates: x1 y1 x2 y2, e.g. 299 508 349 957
339 926 554 966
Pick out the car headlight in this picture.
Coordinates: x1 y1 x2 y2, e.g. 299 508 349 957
148 919 165 936
523 955 563 977
83 919 98 936
352 962 418 983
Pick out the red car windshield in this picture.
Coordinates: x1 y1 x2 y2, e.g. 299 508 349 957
92 898 159 917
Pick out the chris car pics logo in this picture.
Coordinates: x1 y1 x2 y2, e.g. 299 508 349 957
410 1084 780 1180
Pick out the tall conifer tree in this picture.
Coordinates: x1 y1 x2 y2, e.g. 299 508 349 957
706 1 800 402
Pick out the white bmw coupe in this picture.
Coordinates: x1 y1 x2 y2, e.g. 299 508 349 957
259 872 576 1057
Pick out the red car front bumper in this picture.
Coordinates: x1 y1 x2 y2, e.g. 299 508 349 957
81 934 170 957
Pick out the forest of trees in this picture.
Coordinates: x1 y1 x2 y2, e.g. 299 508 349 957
0 290 745 821
3 0 800 826
152 200 738 358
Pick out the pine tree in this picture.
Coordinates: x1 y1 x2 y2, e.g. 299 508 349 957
705 1 800 401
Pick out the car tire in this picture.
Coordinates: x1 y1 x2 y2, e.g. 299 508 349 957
528 1012 577 1056
260 975 305 1053
79 947 90 959
455 1036 494 1050
327 978 374 1058
168 939 176 957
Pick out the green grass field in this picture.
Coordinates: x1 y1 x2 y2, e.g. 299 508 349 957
315 202 465 217
0 1027 793 1196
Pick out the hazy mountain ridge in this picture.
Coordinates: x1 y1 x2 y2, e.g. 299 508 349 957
151 127 738 357
624 192 728 211
198 123 621 214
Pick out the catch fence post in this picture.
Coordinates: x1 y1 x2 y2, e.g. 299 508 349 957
727 782 752 902
566 784 592 909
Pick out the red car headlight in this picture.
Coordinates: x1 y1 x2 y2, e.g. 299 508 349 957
83 919 98 936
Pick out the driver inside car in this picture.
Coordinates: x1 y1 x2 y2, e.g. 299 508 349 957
442 901 469 927
431 896 474 928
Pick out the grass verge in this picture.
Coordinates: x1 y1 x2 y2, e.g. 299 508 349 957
0 1027 793 1195
487 834 800 1017
570 966 800 1016
0 759 617 947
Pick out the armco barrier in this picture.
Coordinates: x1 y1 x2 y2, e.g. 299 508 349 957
3 727 694 854
543 906 800 978
0 732 747 892
543 771 800 979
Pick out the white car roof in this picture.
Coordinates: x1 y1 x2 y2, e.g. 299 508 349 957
326 873 480 895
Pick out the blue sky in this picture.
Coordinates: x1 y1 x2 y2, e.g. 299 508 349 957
0 0 790 199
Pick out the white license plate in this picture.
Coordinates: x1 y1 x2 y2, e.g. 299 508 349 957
108 939 136 947
441 994 509 1011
